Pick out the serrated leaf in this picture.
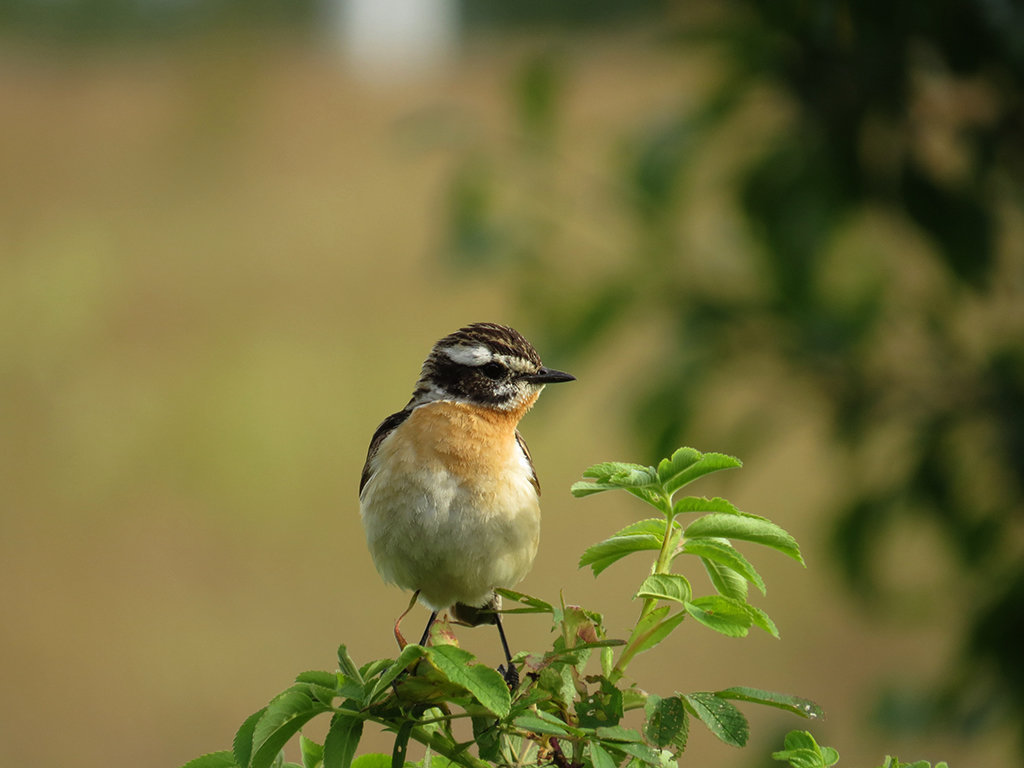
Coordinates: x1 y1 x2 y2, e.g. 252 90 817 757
633 608 687 654
701 555 748 600
635 573 692 604
573 462 662 499
428 645 511 717
613 517 670 539
589 743 618 768
684 596 752 637
579 534 663 575
296 670 337 688
772 730 838 767
743 603 780 638
494 588 554 614
682 692 749 747
684 514 803 563
616 741 664 767
681 539 765 594
772 747 829 768
472 716 501 762
251 692 330 768
233 707 266 768
672 496 743 516
181 752 239 768
657 448 702 485
717 688 822 719
300 735 324 768
323 712 363 768
594 725 645 742
367 644 427 702
337 646 362 685
350 755 390 768
643 694 686 748
514 714 571 736
576 677 624 728
663 452 741 494
583 462 659 486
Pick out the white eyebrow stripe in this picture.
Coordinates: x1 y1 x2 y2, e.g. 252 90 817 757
493 353 534 373
443 344 493 366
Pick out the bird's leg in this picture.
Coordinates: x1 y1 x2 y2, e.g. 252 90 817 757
417 610 439 647
394 590 421 650
495 613 519 690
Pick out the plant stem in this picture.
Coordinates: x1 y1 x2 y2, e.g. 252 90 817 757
609 491 678 684
408 725 491 768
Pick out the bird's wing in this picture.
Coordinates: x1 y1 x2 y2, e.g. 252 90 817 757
515 429 541 496
359 409 412 495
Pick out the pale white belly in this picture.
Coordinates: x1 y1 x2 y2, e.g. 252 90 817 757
359 409 541 610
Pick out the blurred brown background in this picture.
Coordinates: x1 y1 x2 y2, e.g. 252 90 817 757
2 3 1022 768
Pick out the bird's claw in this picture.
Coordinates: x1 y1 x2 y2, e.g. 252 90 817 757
498 663 520 691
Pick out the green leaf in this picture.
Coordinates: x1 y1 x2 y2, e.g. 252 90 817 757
681 538 765 593
181 752 239 768
514 714 571 736
579 534 663 575
251 692 331 768
657 448 702 485
576 677 624 728
494 588 554 614
771 730 839 768
672 496 743 516
589 743 618 768
233 707 266 768
323 713 364 768
299 736 324 768
572 461 662 500
701 555 748 600
350 756 390 768
643 694 686 748
472 716 501 762
428 645 511 717
743 603 780 638
391 721 414 768
583 461 659 487
717 688 822 719
594 725 645 742
337 646 363 685
632 607 687 654
684 514 803 563
615 741 664 767
296 670 337 688
367 644 427 702
684 596 752 637
612 518 670 538
635 573 692 604
663 452 741 495
682 692 749 747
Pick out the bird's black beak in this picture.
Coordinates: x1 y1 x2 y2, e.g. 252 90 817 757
525 367 575 384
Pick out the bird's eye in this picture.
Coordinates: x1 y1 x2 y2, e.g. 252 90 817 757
481 362 505 379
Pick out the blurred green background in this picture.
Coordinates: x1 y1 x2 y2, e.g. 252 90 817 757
2 2 1022 767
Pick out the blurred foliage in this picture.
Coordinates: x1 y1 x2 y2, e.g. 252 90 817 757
0 0 664 42
437 0 1024 756
0 0 317 41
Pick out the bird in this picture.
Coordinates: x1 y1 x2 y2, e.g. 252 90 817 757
358 322 575 688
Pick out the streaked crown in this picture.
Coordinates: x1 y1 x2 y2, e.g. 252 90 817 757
407 322 574 411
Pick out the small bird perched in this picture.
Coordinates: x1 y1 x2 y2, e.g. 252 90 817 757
359 322 574 687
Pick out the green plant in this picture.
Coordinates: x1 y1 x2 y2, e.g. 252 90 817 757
178 447 929 768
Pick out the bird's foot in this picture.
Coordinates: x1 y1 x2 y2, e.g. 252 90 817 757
498 662 520 691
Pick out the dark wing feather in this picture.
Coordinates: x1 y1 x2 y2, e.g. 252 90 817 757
515 429 541 495
359 409 412 495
